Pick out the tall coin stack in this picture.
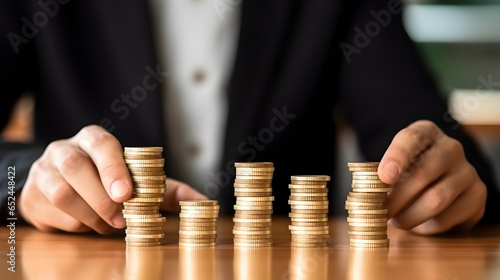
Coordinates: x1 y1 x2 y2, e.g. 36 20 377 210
288 175 331 247
123 147 166 247
232 162 275 248
179 200 219 247
346 162 392 248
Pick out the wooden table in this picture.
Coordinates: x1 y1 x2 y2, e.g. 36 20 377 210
1 217 500 280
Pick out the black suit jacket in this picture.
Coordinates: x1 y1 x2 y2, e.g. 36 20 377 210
2 0 500 221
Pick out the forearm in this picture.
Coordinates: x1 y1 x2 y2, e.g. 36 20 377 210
0 141 45 222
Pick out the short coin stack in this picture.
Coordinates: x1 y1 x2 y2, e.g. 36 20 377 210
179 200 219 247
123 147 166 247
346 162 392 248
288 175 331 247
232 162 275 248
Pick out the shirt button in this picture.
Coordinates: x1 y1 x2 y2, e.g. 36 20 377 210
186 143 201 158
192 68 206 84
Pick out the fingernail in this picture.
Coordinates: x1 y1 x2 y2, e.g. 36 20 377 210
112 213 126 228
382 162 399 181
111 180 129 199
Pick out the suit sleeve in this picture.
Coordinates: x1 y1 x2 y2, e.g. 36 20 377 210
0 1 46 221
337 0 500 223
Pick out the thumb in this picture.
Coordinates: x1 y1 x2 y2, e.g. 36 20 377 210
160 178 208 212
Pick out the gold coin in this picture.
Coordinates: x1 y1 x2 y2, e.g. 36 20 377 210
291 209 329 214
233 213 271 219
232 217 272 223
236 196 275 202
126 226 164 231
133 183 167 189
288 184 327 189
290 194 328 200
348 226 387 232
234 162 273 168
289 200 329 206
348 231 387 236
179 242 216 247
289 188 328 193
348 192 387 198
234 210 273 215
347 218 388 223
179 213 219 218
236 171 274 176
348 214 387 219
127 163 164 168
347 162 379 167
233 183 272 189
179 221 217 226
128 167 164 172
125 159 165 165
350 238 389 244
234 192 272 197
234 179 273 184
179 238 217 243
235 201 273 206
233 222 272 228
346 197 385 203
126 222 165 227
236 167 275 172
127 197 164 203
122 209 158 215
290 175 331 181
123 213 161 219
350 187 392 193
348 222 388 228
233 205 273 211
179 200 218 206
179 234 217 239
232 229 271 235
126 217 166 223
124 154 162 160
179 226 217 231
290 204 329 209
291 242 327 248
289 225 329 231
132 193 164 198
289 234 329 239
125 147 163 153
134 188 166 194
180 205 220 211
179 229 217 234
291 221 328 227
235 175 273 180
179 217 217 223
290 230 329 235
126 233 165 239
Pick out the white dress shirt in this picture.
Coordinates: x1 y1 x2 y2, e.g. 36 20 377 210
149 0 241 192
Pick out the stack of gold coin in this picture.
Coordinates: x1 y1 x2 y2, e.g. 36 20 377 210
346 162 391 248
288 175 331 247
179 200 219 247
232 162 275 247
123 147 166 247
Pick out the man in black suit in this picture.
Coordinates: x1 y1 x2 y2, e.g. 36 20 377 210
1 0 499 235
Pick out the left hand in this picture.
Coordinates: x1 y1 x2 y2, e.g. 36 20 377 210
378 120 487 235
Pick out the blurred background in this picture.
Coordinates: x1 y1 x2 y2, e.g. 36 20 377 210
2 0 500 214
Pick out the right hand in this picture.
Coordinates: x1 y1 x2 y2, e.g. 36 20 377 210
19 125 206 234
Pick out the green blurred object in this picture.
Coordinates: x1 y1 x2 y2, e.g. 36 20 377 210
403 2 500 92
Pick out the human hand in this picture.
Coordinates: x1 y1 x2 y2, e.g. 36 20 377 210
19 125 206 234
378 120 486 235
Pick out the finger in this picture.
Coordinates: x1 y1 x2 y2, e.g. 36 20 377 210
160 178 208 212
73 125 132 202
54 144 125 229
389 165 472 230
22 178 92 233
409 181 486 235
385 137 462 218
378 120 445 184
